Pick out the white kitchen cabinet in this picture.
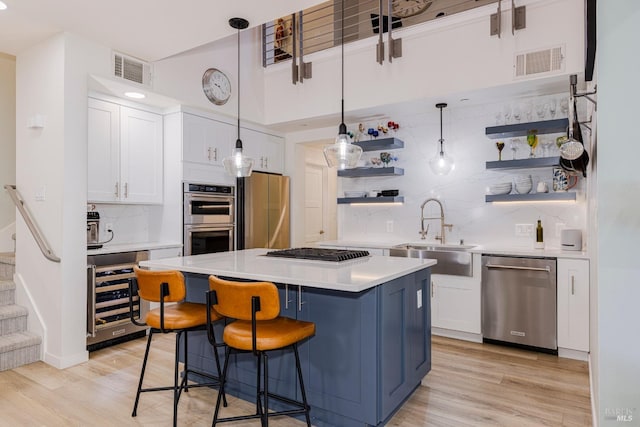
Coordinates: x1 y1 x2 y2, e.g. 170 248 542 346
557 258 589 352
241 128 284 173
431 271 481 335
182 113 233 167
88 98 163 204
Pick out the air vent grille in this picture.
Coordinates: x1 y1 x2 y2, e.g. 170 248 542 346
514 46 564 78
112 52 152 86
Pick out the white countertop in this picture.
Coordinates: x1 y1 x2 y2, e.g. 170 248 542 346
139 248 436 293
87 241 182 256
317 240 590 260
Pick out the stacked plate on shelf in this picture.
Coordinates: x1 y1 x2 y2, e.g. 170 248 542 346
489 182 512 195
515 175 533 194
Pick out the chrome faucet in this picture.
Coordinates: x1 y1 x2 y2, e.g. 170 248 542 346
419 198 453 244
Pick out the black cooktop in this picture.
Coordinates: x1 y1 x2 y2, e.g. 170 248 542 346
265 247 370 262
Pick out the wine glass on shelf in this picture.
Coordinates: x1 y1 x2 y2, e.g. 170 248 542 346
522 101 533 121
548 99 557 118
535 102 547 120
539 136 554 157
503 104 512 125
512 103 522 123
494 109 503 126
496 141 505 161
509 138 520 160
560 98 569 117
527 134 538 158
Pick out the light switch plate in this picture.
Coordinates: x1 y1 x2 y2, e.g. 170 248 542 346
386 220 394 233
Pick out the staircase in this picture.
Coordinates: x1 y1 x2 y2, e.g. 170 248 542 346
0 253 42 371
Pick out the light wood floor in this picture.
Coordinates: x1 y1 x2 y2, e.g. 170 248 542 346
0 335 592 426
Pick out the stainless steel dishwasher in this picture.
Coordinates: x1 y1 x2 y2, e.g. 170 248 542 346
481 255 557 352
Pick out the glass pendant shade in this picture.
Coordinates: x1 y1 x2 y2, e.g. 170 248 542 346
429 103 454 175
223 140 254 177
429 148 455 175
324 125 363 170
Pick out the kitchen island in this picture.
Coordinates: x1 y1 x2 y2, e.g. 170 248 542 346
140 249 435 427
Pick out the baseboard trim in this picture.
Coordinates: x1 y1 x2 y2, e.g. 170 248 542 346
589 352 598 427
43 349 89 369
558 347 589 361
432 327 482 343
14 273 46 360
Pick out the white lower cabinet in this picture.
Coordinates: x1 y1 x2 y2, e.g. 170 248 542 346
431 270 481 335
557 258 590 352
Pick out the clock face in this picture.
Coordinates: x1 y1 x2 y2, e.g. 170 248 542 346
202 68 231 105
391 0 433 18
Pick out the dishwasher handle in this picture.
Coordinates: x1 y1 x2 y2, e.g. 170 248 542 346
485 263 551 273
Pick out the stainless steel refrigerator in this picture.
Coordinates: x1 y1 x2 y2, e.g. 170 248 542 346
237 172 290 249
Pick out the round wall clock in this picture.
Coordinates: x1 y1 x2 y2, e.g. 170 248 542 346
391 0 433 18
202 68 231 105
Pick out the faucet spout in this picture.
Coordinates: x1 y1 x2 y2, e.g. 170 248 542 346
419 198 451 244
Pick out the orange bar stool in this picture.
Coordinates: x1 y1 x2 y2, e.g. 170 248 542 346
207 276 315 427
130 267 226 427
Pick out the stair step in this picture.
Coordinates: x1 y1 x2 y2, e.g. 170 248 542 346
0 280 16 306
0 331 41 371
0 252 15 280
0 304 28 335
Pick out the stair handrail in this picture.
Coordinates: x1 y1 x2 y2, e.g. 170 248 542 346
3 184 61 263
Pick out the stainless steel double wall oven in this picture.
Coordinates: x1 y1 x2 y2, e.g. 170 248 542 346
183 183 235 256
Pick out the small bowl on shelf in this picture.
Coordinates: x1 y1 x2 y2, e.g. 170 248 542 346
489 183 512 195
344 191 366 198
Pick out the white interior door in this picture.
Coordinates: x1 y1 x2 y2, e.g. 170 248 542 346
304 163 325 244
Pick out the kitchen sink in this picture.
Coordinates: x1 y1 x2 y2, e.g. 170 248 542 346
389 243 475 276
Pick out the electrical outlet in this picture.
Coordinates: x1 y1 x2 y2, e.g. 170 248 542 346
386 220 394 233
34 186 46 201
555 223 566 237
105 223 113 232
515 224 534 237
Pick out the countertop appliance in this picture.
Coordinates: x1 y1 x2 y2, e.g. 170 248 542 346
87 211 101 249
481 255 557 353
560 229 582 251
183 183 235 256
87 250 149 351
237 172 290 250
266 247 369 262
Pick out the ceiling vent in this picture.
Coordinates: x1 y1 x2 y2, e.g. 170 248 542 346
113 52 152 86
514 46 564 78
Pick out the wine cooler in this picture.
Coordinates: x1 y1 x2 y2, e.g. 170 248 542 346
86 251 149 351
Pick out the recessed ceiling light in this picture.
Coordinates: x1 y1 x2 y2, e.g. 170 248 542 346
124 91 145 99
0 2 8 10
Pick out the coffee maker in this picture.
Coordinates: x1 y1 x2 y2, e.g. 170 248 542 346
87 211 101 249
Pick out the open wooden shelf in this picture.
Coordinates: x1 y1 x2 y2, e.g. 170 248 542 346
337 196 404 204
485 118 568 139
486 156 560 170
485 192 576 203
352 137 404 151
338 167 404 177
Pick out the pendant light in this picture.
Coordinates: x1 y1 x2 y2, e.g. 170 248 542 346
223 17 255 178
323 0 362 170
429 103 455 175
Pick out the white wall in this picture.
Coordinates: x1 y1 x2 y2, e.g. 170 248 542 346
596 2 640 425
263 0 585 126
0 53 16 252
153 28 266 127
16 32 112 368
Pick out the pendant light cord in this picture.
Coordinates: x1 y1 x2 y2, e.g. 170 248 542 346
341 0 345 126
439 105 444 154
237 27 241 141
